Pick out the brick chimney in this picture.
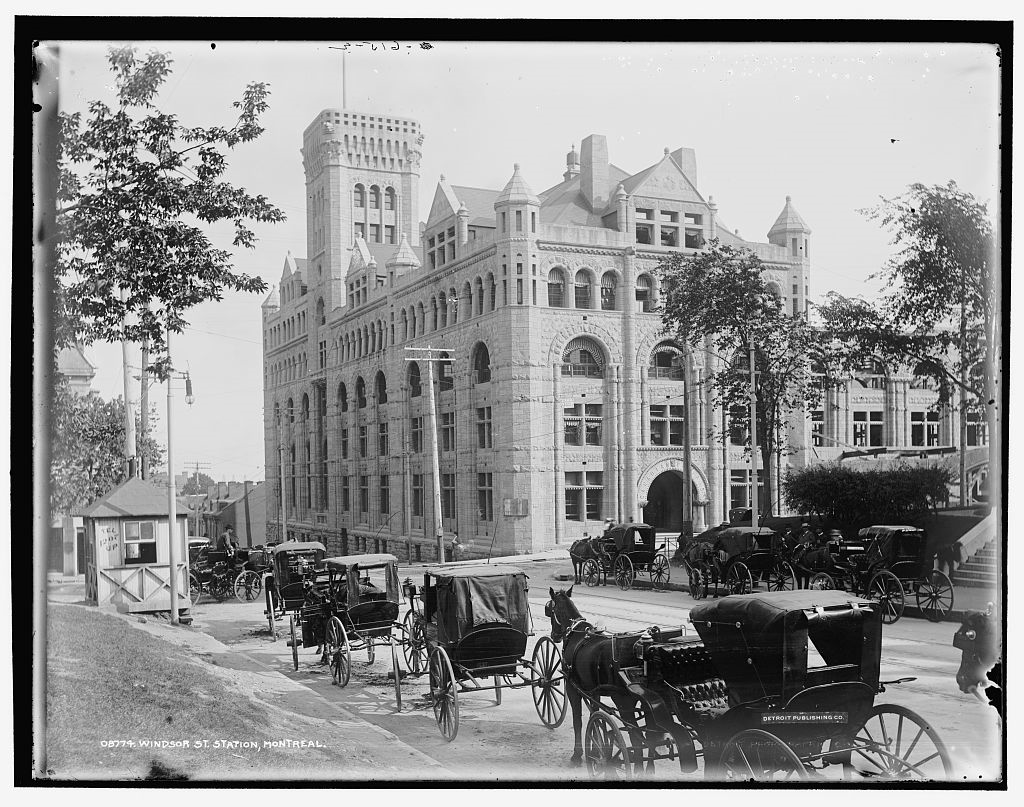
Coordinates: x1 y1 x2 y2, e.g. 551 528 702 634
579 134 609 213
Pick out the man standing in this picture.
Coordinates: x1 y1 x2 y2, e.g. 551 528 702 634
218 524 238 554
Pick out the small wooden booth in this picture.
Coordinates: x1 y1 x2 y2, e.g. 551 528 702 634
82 477 191 615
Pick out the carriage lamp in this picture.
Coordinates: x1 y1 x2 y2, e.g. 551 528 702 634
185 374 195 406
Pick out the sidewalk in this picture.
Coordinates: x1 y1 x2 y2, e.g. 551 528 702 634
46 582 451 780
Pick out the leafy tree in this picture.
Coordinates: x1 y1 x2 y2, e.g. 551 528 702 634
783 463 951 530
54 45 284 376
50 377 165 518
658 240 837 516
182 472 216 496
817 182 997 500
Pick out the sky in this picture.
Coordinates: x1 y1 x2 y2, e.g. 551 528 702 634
46 36 1002 482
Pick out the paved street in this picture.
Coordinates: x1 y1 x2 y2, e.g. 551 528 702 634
185 555 1002 783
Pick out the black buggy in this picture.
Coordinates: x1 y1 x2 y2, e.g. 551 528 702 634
570 590 952 781
683 526 795 599
806 526 954 624
580 522 671 592
263 540 327 643
230 545 273 602
400 565 567 741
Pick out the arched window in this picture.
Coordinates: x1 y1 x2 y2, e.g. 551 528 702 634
437 351 454 392
487 273 497 311
472 342 491 384
316 297 325 326
301 393 310 422
649 342 686 380
562 336 605 378
356 377 367 408
574 270 592 309
370 185 381 209
338 382 348 412
475 277 485 316
635 274 655 313
375 371 388 404
385 187 396 211
430 297 438 332
601 271 618 310
408 362 422 398
855 358 887 390
354 184 365 207
273 401 280 424
438 293 448 328
548 268 566 307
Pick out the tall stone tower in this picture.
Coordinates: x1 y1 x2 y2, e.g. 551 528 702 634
300 109 423 310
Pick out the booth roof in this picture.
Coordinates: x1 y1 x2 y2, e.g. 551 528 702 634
428 564 527 579
270 540 326 554
79 477 189 519
325 553 399 570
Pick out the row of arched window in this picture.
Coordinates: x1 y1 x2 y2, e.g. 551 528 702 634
267 309 309 348
546 268 659 312
344 137 410 159
353 184 397 211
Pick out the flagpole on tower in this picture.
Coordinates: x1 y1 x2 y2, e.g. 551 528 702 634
342 49 347 108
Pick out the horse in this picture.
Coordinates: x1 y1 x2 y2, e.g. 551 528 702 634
953 603 1001 717
568 537 610 585
545 586 657 773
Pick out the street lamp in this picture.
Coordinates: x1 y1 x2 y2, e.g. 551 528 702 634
747 299 761 533
164 329 195 626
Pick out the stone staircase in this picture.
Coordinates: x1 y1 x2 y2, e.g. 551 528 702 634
953 538 998 588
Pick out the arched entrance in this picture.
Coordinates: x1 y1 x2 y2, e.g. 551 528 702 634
642 470 701 532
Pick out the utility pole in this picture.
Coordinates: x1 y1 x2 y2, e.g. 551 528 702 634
120 287 137 479
406 347 446 563
186 460 212 538
748 321 759 532
140 337 149 479
681 346 694 545
166 327 180 625
278 409 288 543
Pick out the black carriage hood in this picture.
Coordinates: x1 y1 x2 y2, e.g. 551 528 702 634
429 566 530 644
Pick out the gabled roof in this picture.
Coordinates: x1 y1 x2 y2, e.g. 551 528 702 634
56 345 96 377
768 196 811 237
620 153 705 203
280 251 305 280
425 177 462 227
539 164 631 227
451 185 500 220
80 477 189 519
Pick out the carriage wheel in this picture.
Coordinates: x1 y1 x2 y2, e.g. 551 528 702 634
726 562 753 595
809 572 835 591
390 639 403 711
233 570 261 602
327 617 351 686
582 558 602 588
189 573 203 604
718 729 809 782
916 570 954 623
867 571 905 624
265 583 276 637
650 554 671 590
847 704 952 780
402 610 427 674
584 710 633 780
691 561 711 600
613 555 635 591
289 615 299 671
429 647 460 742
531 636 568 729
767 561 796 592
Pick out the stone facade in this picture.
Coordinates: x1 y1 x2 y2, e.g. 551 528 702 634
261 110 977 560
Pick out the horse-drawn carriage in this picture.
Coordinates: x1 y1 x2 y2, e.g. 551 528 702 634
801 526 954 624
546 587 952 781
263 540 327 638
400 565 567 741
682 526 795 599
230 545 272 601
579 523 671 592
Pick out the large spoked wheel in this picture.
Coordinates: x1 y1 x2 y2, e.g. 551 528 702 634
584 710 633 781
718 729 809 782
390 639 403 711
582 558 602 588
402 611 427 674
233 570 262 602
867 570 906 624
210 573 232 601
650 554 671 590
916 570 954 622
327 617 351 687
429 647 460 742
767 560 796 592
691 561 711 599
726 561 753 595
189 573 203 604
613 555 635 591
289 615 299 671
809 571 835 591
264 583 276 637
531 636 568 729
847 704 952 780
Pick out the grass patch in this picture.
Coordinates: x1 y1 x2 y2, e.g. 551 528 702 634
45 605 344 780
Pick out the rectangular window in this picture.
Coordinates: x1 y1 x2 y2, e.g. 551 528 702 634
359 475 369 516
650 403 684 446
379 474 390 515
515 210 523 232
811 410 824 447
354 222 365 240
585 471 603 520
574 279 591 309
730 469 765 513
853 410 868 447
123 520 157 564
369 223 380 242
911 411 925 447
660 227 678 247
385 225 396 244
792 237 798 256
564 404 582 446
442 473 456 519
411 416 423 453
531 211 536 233
341 477 350 511
412 474 424 517
359 425 367 457
501 211 507 232
684 228 704 249
967 412 988 447
636 208 654 220
447 242 455 262
341 428 349 459
441 412 456 452
447 226 455 239
635 223 654 245
477 407 493 449
660 210 679 222
926 411 940 447
684 212 702 226
869 410 884 447
517 279 523 305
377 422 389 456
319 340 327 369
385 192 395 211
585 404 602 445
477 473 494 522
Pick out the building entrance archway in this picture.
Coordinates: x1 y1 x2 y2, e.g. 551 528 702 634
641 470 703 534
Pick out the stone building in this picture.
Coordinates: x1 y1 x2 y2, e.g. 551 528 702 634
261 107 980 560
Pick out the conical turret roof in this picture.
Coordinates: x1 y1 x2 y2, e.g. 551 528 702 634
386 233 421 268
262 285 280 309
767 195 811 237
494 163 540 207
